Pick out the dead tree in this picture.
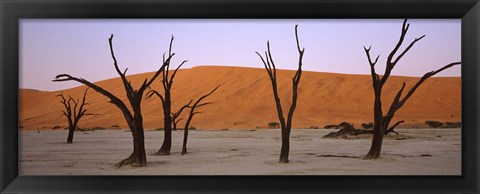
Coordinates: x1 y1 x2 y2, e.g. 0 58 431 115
256 25 304 163
53 34 175 167
171 101 192 131
147 92 192 132
145 48 187 156
181 85 220 155
385 120 404 135
363 19 461 159
323 121 402 139
57 88 94 144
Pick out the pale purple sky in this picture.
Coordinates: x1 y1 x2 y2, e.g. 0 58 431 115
20 19 461 91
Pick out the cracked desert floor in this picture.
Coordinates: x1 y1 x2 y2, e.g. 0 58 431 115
19 128 461 175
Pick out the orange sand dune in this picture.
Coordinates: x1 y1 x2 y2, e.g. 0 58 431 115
19 66 461 130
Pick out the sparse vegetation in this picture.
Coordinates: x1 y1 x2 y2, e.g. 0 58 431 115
268 122 280 129
424 121 461 128
361 122 374 129
425 120 444 128
91 126 106 130
441 122 461 128
324 124 341 129
324 122 402 139
52 125 63 130
73 126 105 131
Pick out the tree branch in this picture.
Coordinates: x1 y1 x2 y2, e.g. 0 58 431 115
108 35 135 99
392 35 426 66
386 120 404 135
286 24 304 130
266 41 277 80
53 74 133 122
146 89 165 105
257 42 286 129
175 118 184 125
399 62 461 106
384 82 406 119
381 19 425 85
363 45 380 84
387 19 409 65
138 36 176 94
255 51 275 82
172 100 193 120
167 60 188 89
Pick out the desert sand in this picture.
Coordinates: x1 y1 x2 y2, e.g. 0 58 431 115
19 128 461 175
19 66 461 130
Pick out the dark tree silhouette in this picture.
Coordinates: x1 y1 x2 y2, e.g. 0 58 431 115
363 19 461 159
256 25 304 163
146 90 192 131
57 89 94 144
181 85 220 155
145 47 187 156
171 101 192 131
53 34 175 167
385 120 404 135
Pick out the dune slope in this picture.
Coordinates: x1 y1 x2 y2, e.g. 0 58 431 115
19 66 461 130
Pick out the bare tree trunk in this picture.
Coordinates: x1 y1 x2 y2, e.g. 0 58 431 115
157 91 172 155
67 126 74 144
145 53 187 156
181 86 219 155
181 125 189 155
132 117 147 166
279 130 290 163
172 119 177 131
362 19 461 159
157 128 172 155
364 92 384 159
182 111 194 155
66 115 74 144
256 25 304 163
57 89 93 144
365 125 385 159
118 125 146 167
54 34 175 167
113 115 147 167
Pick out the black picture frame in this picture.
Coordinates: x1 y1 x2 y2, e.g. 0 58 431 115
1 0 479 193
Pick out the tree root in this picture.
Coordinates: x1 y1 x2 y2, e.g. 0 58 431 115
278 158 289 163
114 154 135 168
385 129 399 135
363 152 380 160
153 150 170 156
